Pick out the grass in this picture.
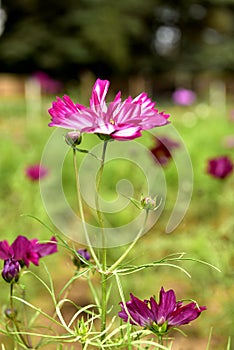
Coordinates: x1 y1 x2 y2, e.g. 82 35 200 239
0 95 233 349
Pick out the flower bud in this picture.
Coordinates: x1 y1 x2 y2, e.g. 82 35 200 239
73 249 91 269
5 308 17 319
141 196 158 211
2 259 21 283
65 131 82 147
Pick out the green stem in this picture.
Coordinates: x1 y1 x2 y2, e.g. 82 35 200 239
108 211 149 273
95 140 108 233
157 334 164 348
10 284 33 348
94 140 108 338
73 149 100 270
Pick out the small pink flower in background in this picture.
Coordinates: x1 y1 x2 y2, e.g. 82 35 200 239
222 135 234 149
172 88 196 106
229 109 234 122
25 164 48 181
150 136 180 166
48 78 170 141
207 156 233 179
33 71 62 94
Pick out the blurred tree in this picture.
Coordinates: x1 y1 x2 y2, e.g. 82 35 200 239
0 0 156 79
0 0 233 82
152 0 234 75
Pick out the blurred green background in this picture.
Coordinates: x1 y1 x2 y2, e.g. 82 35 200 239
0 0 234 349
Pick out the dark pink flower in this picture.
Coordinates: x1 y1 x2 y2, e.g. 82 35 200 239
172 88 196 106
207 156 233 179
25 164 48 181
48 78 170 141
119 287 206 336
150 136 180 165
0 235 57 268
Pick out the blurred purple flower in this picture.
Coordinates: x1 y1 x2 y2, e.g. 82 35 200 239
172 88 196 106
0 235 57 268
207 156 233 179
25 164 48 181
2 258 21 283
119 287 206 336
150 136 180 166
33 71 62 94
48 78 170 141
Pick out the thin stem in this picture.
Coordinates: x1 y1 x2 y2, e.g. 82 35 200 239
10 284 33 348
94 140 108 338
157 335 164 348
95 140 108 234
87 272 101 309
73 149 100 269
108 211 149 273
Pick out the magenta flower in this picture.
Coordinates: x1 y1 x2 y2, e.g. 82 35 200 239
48 78 170 141
119 287 206 336
25 164 48 181
0 235 57 268
207 156 233 179
150 136 180 166
172 88 196 106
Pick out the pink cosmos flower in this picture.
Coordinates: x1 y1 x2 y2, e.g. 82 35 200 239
25 164 48 181
207 156 233 179
172 88 196 106
48 79 170 141
119 287 206 336
0 235 57 268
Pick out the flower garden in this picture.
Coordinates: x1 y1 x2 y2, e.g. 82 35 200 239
0 79 233 350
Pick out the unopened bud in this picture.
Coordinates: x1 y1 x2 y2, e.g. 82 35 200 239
73 249 91 269
65 131 82 147
2 259 21 283
5 308 17 319
141 196 159 211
